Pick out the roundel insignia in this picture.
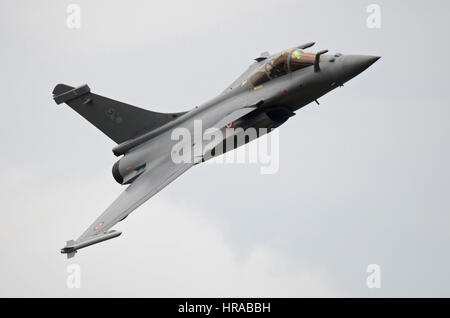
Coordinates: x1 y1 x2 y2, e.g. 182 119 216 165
93 221 104 231
225 122 234 129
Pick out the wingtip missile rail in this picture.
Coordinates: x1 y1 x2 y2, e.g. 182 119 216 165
60 230 122 258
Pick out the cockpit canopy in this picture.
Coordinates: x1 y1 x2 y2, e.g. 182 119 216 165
250 49 316 86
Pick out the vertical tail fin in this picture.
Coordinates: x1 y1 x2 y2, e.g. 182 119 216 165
52 84 186 144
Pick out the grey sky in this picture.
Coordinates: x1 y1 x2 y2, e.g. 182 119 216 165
0 0 449 297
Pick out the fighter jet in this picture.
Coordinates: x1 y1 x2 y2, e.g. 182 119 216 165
53 42 379 257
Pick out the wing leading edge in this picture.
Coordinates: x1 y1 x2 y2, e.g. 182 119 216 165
61 158 193 258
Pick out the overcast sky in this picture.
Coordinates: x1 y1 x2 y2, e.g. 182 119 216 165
1 0 449 297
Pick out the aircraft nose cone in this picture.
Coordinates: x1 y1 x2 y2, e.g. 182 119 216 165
342 55 380 79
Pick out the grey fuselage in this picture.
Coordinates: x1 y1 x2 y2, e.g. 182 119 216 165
112 50 379 184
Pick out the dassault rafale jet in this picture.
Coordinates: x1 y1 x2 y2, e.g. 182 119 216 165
53 42 379 257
